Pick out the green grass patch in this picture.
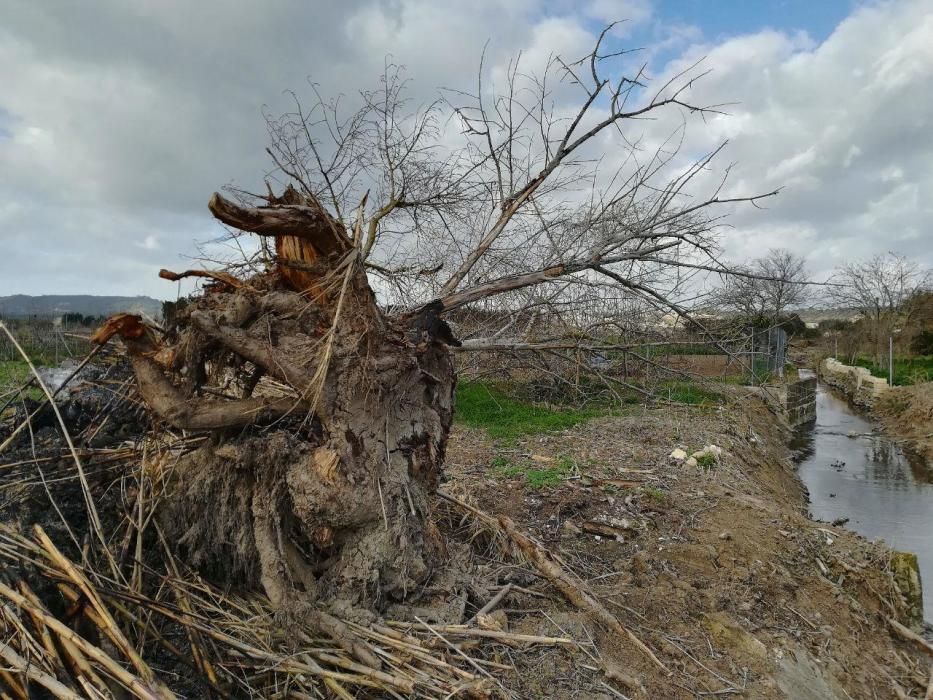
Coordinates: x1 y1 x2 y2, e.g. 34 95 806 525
641 486 669 504
854 356 933 386
695 452 717 468
456 381 605 439
490 454 576 488
0 361 43 402
657 381 723 406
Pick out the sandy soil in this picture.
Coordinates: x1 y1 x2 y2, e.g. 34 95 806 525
441 394 931 699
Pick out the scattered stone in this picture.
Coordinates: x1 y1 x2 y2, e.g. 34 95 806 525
561 520 581 536
583 520 633 540
686 457 698 468
846 431 859 438
669 448 688 462
719 531 733 541
831 516 849 527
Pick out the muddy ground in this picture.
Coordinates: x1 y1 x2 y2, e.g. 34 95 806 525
441 393 932 699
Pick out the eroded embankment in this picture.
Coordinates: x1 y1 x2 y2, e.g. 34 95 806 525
444 392 930 699
876 382 933 460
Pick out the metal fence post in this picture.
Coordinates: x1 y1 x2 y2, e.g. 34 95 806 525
889 335 894 386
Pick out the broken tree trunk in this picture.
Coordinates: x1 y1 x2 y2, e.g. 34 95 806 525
97 186 457 608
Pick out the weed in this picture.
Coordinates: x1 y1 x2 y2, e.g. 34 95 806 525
490 456 524 479
555 455 576 473
525 467 566 488
456 381 604 439
489 452 574 488
695 453 717 468
659 381 723 406
642 486 668 504
854 355 933 386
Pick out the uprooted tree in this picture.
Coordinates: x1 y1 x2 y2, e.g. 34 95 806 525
96 32 777 609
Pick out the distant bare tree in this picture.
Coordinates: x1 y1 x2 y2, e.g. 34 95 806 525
713 249 809 326
98 31 778 609
829 252 931 364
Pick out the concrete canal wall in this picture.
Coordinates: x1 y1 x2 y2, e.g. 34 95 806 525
820 357 890 407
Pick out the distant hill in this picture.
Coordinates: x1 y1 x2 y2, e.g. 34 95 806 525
0 295 163 320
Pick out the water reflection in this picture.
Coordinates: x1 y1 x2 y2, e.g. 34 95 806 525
794 380 933 617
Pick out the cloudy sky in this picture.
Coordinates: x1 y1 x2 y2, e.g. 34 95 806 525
0 0 930 300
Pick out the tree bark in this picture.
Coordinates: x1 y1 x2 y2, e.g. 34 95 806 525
99 188 456 609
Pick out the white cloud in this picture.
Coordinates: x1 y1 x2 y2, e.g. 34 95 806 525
0 0 931 300
641 0 933 285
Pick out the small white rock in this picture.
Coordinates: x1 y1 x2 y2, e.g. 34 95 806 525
669 448 688 462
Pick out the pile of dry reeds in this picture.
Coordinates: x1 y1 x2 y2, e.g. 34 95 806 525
0 520 519 698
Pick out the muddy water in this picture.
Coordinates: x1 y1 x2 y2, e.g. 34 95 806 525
792 373 933 616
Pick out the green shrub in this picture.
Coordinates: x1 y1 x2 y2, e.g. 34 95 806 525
911 330 933 356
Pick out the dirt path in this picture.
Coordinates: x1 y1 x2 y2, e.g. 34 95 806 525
442 395 930 698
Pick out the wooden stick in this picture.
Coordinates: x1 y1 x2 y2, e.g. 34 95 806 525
0 641 82 700
0 666 28 700
158 268 246 289
310 652 415 693
17 582 111 698
33 526 164 693
0 327 117 576
888 617 933 657
156 526 220 692
0 581 169 700
308 610 382 670
0 339 104 455
497 515 669 675
390 624 576 646
468 583 512 624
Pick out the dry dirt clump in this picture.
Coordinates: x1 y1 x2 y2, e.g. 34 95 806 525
876 382 933 460
442 395 932 699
